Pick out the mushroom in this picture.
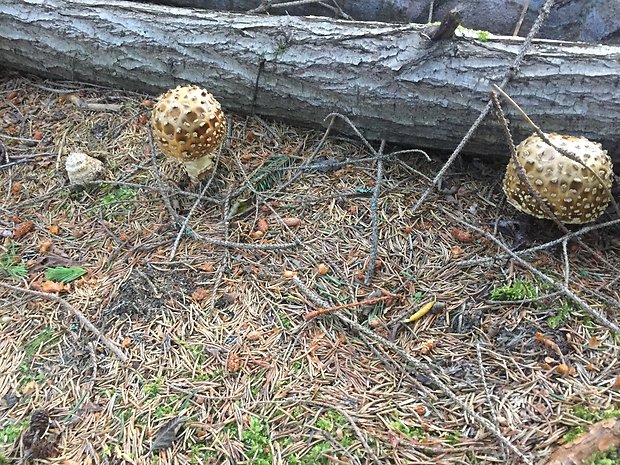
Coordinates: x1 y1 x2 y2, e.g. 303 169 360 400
502 132 614 224
65 151 105 185
151 84 227 182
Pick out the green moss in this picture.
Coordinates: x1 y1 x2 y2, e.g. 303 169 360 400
316 411 352 443
24 327 59 356
143 377 163 398
242 416 272 465
0 420 29 444
491 279 537 301
563 405 620 443
445 430 461 445
584 448 619 465
476 30 490 42
547 301 575 329
562 425 585 443
390 420 426 440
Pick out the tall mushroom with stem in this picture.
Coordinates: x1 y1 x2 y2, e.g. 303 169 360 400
151 85 227 182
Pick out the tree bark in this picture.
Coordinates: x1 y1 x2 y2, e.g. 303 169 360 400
2 0 620 160
132 0 620 45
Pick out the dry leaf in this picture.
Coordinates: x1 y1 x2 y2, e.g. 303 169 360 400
11 182 22 195
21 380 38 395
14 221 34 239
39 281 66 293
612 376 620 390
39 240 53 253
192 287 210 302
450 228 473 242
419 338 437 355
257 218 269 233
121 337 132 349
198 262 215 272
149 416 186 452
282 217 301 227
451 245 464 258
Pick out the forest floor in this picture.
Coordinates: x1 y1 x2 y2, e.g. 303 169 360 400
0 73 619 465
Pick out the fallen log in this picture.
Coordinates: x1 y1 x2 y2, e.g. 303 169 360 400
1 0 620 160
133 0 620 44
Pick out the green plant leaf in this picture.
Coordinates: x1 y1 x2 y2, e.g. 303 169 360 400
45 266 86 283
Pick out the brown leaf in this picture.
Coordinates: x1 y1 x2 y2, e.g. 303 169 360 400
10 182 22 195
192 287 210 302
257 218 269 233
250 230 264 239
450 228 472 242
317 263 329 275
13 221 34 239
39 240 53 253
149 416 186 452
282 217 301 228
198 262 215 272
42 281 67 293
451 245 464 258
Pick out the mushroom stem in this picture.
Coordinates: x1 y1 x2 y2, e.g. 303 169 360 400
181 155 214 182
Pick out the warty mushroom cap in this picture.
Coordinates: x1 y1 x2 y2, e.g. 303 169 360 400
502 132 614 224
151 85 227 180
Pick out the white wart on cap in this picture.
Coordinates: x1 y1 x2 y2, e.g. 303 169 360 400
502 133 614 224
151 85 227 182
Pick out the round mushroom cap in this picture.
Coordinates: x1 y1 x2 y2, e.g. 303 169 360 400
65 151 104 185
502 133 614 224
151 85 227 161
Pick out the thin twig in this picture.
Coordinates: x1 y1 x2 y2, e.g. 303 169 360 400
0 282 128 363
365 140 386 284
455 218 620 267
446 211 620 333
410 0 558 216
304 291 400 320
476 342 506 459
338 313 533 464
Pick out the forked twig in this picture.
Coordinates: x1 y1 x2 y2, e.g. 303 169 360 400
446 211 620 333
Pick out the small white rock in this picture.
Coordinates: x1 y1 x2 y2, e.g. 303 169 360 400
65 152 104 185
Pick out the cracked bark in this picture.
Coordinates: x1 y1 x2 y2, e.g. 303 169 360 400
1 0 620 159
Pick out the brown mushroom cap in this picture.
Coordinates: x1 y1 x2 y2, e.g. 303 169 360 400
502 133 613 224
151 85 227 162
